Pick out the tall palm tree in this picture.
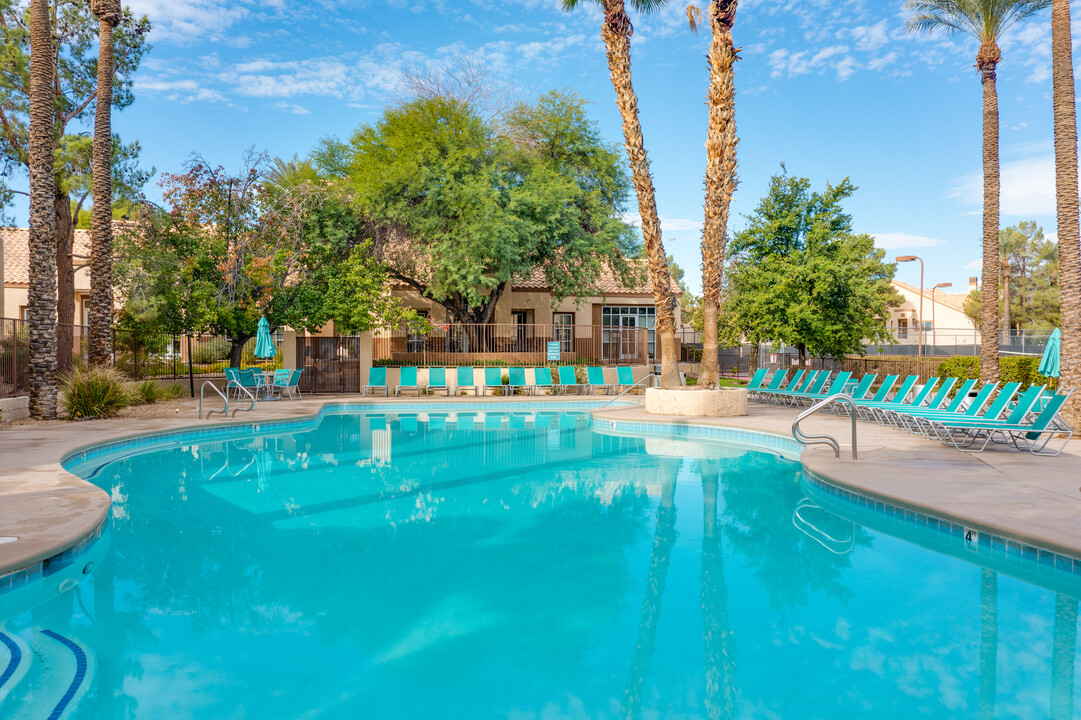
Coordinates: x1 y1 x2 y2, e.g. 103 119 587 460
88 0 122 367
561 0 681 388
1052 0 1081 426
905 0 1050 385
27 0 57 419
688 1 739 390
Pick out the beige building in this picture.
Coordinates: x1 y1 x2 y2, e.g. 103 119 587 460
1 227 93 325
888 278 979 346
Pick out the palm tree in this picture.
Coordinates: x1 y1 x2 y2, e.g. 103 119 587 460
561 0 681 388
88 0 122 367
27 0 57 419
905 0 1050 384
1052 0 1081 426
688 1 739 390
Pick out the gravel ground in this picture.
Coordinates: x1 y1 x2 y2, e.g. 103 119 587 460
2 396 203 429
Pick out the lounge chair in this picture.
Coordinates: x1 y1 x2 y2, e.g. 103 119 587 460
534 367 555 395
913 384 1042 445
483 367 504 396
508 367 532 396
455 367 478 396
364 366 389 396
586 366 613 395
787 371 851 407
616 366 637 392
749 369 790 403
745 368 769 392
882 380 994 433
556 366 584 395
426 367 451 396
756 369 811 404
396 367 421 396
769 371 832 406
923 388 1066 454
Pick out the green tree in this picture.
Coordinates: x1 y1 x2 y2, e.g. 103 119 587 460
905 0 1051 384
1000 221 1059 329
316 90 639 348
0 0 151 372
115 153 412 366
721 171 901 366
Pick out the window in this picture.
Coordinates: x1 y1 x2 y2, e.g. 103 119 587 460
407 311 429 353
601 306 656 328
601 306 657 361
554 313 573 352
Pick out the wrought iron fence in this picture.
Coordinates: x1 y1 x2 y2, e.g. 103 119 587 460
372 322 656 367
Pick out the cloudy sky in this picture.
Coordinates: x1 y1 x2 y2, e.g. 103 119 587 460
50 0 1079 294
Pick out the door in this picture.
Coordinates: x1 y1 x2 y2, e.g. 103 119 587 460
512 311 528 349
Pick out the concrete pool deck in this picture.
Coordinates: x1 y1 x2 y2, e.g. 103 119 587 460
2 393 1081 577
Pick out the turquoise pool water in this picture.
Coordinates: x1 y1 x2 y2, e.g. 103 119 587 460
1 404 1080 719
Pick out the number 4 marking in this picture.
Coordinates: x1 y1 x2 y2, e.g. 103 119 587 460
964 528 979 550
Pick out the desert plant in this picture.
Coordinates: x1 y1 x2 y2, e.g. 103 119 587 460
128 379 185 405
62 366 131 419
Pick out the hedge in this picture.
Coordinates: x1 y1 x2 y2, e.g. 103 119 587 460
937 356 1056 391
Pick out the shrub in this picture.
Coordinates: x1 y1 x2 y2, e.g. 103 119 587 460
129 380 186 405
0 332 28 387
191 338 231 365
937 356 1056 391
62 367 131 420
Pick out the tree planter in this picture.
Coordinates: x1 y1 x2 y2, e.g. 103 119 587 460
644 387 748 417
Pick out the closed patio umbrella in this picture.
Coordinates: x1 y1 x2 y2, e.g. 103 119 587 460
1039 328 1061 379
254 317 276 360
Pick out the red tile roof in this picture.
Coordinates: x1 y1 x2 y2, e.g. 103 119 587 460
2 227 92 286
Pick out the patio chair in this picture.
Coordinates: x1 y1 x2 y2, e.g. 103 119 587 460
508 367 532 396
771 371 831 406
534 367 555 395
882 379 990 433
396 367 422 396
925 389 1068 454
426 367 451 396
745 368 769 392
914 384 1042 446
270 368 303 400
785 371 851 407
455 367 478 396
363 366 389 396
483 367 505 396
237 368 265 399
556 366 584 395
749 369 790 403
224 367 242 399
586 366 613 395
756 370 810 404
616 366 637 393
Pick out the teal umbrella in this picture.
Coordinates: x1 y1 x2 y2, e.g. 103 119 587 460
254 317 276 360
1039 328 1061 378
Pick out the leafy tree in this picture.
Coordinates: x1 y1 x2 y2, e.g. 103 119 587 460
964 221 1059 331
0 0 152 372
116 152 414 366
316 90 639 349
720 171 901 366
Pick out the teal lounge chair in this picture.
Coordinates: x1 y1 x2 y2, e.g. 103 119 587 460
508 367 532 396
586 366 612 395
746 368 769 391
483 367 504 396
556 366 584 395
455 367 478 396
749 369 790 403
922 386 1059 452
396 367 421 396
426 367 450 396
616 366 637 392
364 366 389 396
534 367 555 395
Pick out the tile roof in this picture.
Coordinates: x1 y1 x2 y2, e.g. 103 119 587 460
891 279 969 312
2 227 92 286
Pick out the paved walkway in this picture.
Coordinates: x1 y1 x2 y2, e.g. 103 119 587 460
2 394 1080 576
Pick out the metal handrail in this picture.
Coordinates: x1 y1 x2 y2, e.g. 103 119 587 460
602 374 652 407
792 393 858 459
200 380 256 419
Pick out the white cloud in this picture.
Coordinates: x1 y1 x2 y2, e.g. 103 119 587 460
622 213 703 234
964 259 981 270
873 232 946 250
949 155 1058 217
851 20 889 53
127 0 250 43
274 101 312 115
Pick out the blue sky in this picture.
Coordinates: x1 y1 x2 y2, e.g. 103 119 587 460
47 0 1078 294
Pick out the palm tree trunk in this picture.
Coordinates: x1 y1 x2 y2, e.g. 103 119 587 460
1052 0 1081 425
599 0 680 388
27 0 57 419
700 1 739 390
978 44 1001 384
54 189 74 374
89 2 120 367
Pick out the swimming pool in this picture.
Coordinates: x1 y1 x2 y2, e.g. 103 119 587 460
1 402 1079 718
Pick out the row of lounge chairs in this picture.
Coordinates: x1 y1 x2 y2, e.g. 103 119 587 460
363 366 639 397
745 368 1074 456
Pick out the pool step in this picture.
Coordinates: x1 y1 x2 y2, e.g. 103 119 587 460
0 628 90 719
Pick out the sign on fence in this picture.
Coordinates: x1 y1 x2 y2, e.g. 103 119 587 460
546 341 561 361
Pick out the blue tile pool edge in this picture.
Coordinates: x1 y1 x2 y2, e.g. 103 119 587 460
589 416 804 460
0 518 105 595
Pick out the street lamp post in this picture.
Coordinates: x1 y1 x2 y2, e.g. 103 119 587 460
896 256 925 361
931 282 952 354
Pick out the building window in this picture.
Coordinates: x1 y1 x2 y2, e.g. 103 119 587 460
407 311 429 353
554 313 573 352
601 306 656 361
601 306 656 328
898 318 908 340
